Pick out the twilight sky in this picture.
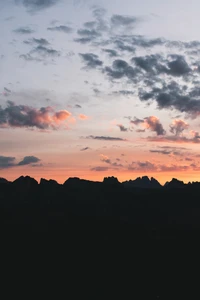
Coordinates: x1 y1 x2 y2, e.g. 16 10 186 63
1 0 200 184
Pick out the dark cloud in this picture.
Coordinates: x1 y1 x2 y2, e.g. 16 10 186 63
104 59 139 80
31 45 60 57
17 0 60 12
77 28 100 38
139 82 200 117
130 117 144 125
75 104 82 108
14 26 35 34
79 53 103 69
114 90 135 96
128 160 190 172
150 150 171 155
0 156 15 169
24 38 50 46
80 147 90 151
117 124 128 132
47 25 73 33
0 101 71 130
18 156 40 166
91 166 109 172
132 54 165 74
103 49 118 57
100 154 123 168
144 116 166 136
85 135 126 141
167 55 191 76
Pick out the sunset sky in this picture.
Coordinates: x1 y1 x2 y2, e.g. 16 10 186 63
1 0 200 184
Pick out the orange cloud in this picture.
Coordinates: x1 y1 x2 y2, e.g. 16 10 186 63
0 102 72 130
170 119 189 136
78 114 89 120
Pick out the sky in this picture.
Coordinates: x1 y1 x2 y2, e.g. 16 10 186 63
1 0 200 184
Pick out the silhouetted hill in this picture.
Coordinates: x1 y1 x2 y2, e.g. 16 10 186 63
40 178 59 187
164 178 185 188
123 176 162 188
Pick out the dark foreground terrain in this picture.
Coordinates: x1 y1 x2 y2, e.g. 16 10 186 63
1 175 200 298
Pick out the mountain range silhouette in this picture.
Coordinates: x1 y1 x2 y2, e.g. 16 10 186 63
0 175 198 189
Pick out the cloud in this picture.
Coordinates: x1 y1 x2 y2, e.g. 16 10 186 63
85 135 127 141
78 114 89 120
0 155 41 169
80 147 90 151
14 26 35 34
77 28 100 38
103 49 118 57
130 116 165 136
18 156 40 166
147 134 200 144
0 156 15 169
0 101 71 130
24 38 50 46
144 116 166 136
79 53 103 69
31 45 60 57
17 0 60 12
128 160 191 172
117 124 128 132
111 14 140 30
91 166 109 171
100 154 111 164
130 117 144 125
75 104 82 108
169 119 189 136
104 59 138 80
47 25 73 33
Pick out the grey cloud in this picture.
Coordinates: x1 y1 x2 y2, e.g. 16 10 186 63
0 101 71 130
167 55 191 76
0 156 15 169
80 147 90 151
91 166 109 172
19 53 43 62
130 117 143 125
114 90 135 96
114 40 135 53
111 14 140 29
85 135 126 141
24 38 50 46
117 124 128 132
139 82 200 117
31 45 60 57
77 28 100 38
75 37 94 44
79 53 103 69
75 104 82 108
104 59 139 80
144 116 166 136
150 150 171 155
47 25 73 33
103 49 118 57
18 156 40 166
14 26 35 34
17 0 59 12
4 87 11 93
